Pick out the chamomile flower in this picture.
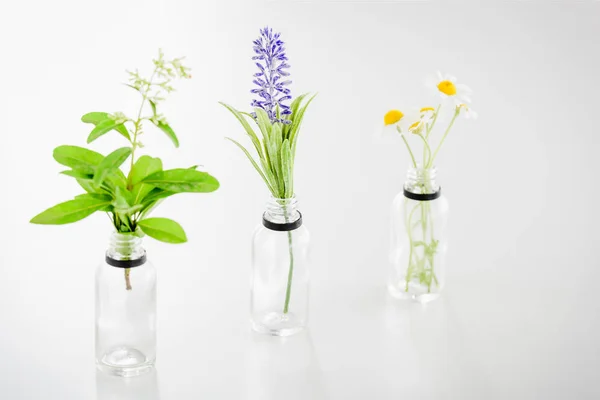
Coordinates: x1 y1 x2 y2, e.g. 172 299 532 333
428 71 472 107
457 103 478 120
384 109 423 134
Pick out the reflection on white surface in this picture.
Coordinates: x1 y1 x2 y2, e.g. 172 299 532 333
96 368 160 400
244 330 328 400
382 294 490 398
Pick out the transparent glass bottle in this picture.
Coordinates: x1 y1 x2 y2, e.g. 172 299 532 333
389 167 449 303
251 196 310 336
95 233 156 377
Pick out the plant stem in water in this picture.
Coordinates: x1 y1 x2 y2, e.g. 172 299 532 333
283 230 294 314
124 268 132 291
282 204 295 314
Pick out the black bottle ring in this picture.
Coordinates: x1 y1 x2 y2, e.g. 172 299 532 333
262 212 303 232
105 252 147 268
403 188 442 201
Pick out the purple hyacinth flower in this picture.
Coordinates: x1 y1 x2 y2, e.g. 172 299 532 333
250 27 292 124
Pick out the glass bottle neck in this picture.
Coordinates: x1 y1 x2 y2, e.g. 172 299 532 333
106 233 145 261
264 196 301 224
404 167 440 195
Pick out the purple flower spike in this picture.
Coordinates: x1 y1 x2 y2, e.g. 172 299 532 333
251 27 292 124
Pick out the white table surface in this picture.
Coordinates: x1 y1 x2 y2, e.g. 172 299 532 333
1 1 599 399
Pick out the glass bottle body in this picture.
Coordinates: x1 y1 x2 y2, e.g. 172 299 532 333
251 196 310 336
95 233 156 377
389 167 449 303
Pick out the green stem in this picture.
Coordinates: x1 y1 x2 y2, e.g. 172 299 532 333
404 201 421 291
428 108 459 168
282 204 294 314
425 104 442 140
416 133 432 168
398 126 417 168
128 69 158 188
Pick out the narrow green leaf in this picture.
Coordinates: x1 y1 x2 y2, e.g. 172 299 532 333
153 121 179 148
93 147 132 187
254 107 272 141
226 138 275 194
149 99 157 116
267 123 284 197
219 102 265 159
30 194 112 225
281 139 293 198
290 94 316 163
138 217 187 244
290 94 316 147
53 145 104 174
142 169 220 193
283 93 308 137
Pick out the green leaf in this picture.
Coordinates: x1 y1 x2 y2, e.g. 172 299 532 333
81 112 110 124
254 107 272 141
82 112 130 141
142 169 220 193
290 94 316 165
281 139 293 198
226 138 275 194
149 99 157 115
60 170 93 180
283 93 308 137
219 102 265 159
129 156 163 204
77 179 99 194
74 193 111 201
93 147 132 187
129 156 162 185
138 217 187 244
266 123 284 196
141 187 176 204
113 186 142 215
153 121 179 148
30 194 112 225
53 145 104 174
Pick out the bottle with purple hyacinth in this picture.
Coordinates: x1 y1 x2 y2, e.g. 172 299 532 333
220 27 315 336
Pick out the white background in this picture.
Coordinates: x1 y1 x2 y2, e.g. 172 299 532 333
1 1 599 399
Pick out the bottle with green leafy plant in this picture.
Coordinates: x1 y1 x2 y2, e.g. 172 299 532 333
221 27 314 336
30 50 219 376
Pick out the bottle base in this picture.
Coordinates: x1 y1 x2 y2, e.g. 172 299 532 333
252 311 306 337
387 283 441 304
96 346 155 377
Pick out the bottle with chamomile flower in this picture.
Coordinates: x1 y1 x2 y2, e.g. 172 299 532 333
384 72 476 303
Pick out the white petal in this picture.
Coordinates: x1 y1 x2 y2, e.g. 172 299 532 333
448 75 457 83
456 83 472 93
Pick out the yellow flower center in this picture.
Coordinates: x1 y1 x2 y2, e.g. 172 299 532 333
408 121 421 132
384 110 404 125
420 107 435 113
437 80 457 96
